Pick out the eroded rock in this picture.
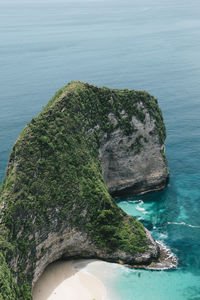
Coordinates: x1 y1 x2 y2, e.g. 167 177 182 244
0 82 171 299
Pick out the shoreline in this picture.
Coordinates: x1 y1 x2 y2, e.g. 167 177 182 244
127 241 178 270
32 242 177 300
32 260 107 300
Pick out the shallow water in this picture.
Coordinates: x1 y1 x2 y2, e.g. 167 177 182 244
116 191 200 299
0 0 200 299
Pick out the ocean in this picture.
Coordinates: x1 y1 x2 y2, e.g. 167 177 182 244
1 0 200 299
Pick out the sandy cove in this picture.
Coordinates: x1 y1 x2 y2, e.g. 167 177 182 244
32 243 177 300
32 260 107 300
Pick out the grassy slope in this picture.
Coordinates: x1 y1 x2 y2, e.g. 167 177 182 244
0 82 167 299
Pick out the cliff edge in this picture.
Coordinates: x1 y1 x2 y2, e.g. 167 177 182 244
0 82 169 299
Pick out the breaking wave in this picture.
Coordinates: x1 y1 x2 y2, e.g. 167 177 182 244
167 222 200 228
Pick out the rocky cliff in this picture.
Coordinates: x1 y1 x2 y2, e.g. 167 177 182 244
99 103 168 196
0 82 169 299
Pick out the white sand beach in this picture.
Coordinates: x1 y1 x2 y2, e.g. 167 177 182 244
32 260 107 300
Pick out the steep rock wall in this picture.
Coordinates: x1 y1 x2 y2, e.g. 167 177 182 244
99 108 168 196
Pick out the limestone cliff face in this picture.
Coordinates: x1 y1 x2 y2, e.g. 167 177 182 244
99 108 169 196
0 82 169 299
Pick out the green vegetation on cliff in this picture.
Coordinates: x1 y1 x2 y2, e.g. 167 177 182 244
0 82 167 299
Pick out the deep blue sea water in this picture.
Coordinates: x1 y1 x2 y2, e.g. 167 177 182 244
1 0 200 299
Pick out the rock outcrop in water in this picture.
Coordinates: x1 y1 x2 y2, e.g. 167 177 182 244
0 82 169 299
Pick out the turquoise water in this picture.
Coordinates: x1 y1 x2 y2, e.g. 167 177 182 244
0 0 200 299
